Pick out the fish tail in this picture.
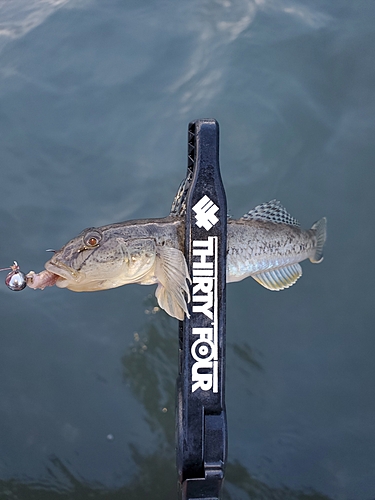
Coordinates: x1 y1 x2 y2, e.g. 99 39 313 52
309 217 327 263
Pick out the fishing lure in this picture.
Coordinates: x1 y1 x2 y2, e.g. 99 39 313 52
0 261 27 291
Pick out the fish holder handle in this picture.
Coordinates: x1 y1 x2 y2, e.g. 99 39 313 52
176 119 228 500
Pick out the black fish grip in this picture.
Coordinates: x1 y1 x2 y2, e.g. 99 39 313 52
176 119 227 499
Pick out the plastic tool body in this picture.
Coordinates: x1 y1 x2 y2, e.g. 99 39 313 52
177 119 227 500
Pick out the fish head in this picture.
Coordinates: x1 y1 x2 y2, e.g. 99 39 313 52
45 226 157 291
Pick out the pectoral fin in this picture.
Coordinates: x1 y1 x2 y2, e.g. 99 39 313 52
155 246 191 320
252 263 302 291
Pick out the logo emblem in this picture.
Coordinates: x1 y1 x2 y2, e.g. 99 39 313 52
192 195 219 230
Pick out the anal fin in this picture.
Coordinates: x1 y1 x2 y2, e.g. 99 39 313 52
252 263 302 291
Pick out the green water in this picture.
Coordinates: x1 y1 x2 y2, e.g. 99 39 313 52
0 1 374 498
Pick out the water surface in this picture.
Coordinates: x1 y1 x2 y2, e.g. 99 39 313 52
0 1 374 499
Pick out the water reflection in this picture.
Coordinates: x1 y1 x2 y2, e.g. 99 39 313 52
122 298 178 446
0 295 333 498
224 460 331 500
0 0 69 49
0 464 332 500
119 297 333 499
230 341 263 374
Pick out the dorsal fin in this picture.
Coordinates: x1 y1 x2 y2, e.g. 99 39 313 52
241 200 300 227
170 174 192 217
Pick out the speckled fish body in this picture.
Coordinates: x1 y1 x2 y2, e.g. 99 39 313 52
227 217 324 286
26 201 327 320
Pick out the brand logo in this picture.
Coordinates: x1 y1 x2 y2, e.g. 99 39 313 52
191 327 217 393
192 195 219 230
191 236 218 393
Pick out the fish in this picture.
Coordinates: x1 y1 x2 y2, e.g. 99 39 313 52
26 200 327 320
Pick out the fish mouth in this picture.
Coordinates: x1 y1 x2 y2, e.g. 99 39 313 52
45 260 84 286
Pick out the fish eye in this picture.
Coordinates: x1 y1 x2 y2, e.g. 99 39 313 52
84 230 102 248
